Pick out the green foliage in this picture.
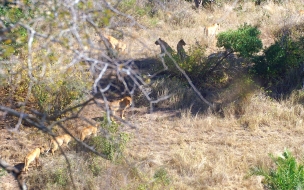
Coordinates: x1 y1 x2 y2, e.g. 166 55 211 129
159 41 233 90
88 158 102 177
153 168 171 186
32 72 89 114
217 23 263 58
120 0 153 18
162 42 207 79
77 0 94 10
250 151 304 190
120 0 137 10
1 52 91 113
0 5 24 23
0 5 29 59
93 9 113 28
162 42 232 89
76 0 113 27
162 53 180 76
251 36 304 85
0 168 6 177
52 168 68 186
182 42 209 79
89 118 131 161
137 184 148 190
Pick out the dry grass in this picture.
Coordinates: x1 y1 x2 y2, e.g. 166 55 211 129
1 91 304 189
3 92 304 189
124 91 304 189
2 0 304 189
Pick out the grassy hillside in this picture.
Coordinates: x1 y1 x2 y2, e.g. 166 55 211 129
1 0 304 189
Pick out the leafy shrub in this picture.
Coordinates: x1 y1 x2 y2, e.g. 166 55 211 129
137 184 148 190
52 168 69 186
180 42 207 78
91 8 113 28
0 5 28 58
0 168 6 177
162 42 207 79
153 168 171 186
1 57 90 115
1 4 92 115
133 167 171 189
217 23 263 58
159 41 232 90
167 23 262 88
250 151 304 190
88 118 131 161
162 53 181 76
251 36 304 86
32 72 90 114
88 157 102 177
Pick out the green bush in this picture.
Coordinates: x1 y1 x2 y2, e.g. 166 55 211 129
180 42 207 78
32 73 89 114
1 52 90 115
160 42 232 89
88 118 131 161
137 184 148 190
134 167 171 189
0 168 6 177
170 23 262 88
162 42 207 79
88 157 102 177
250 151 304 190
153 168 171 186
217 23 263 58
0 5 30 59
52 168 69 186
251 36 304 85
